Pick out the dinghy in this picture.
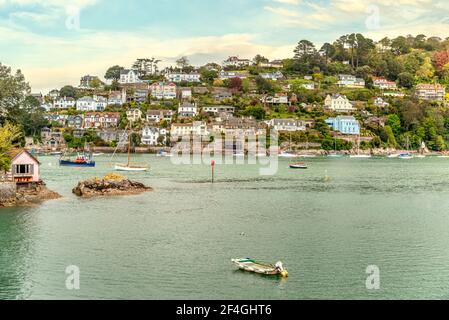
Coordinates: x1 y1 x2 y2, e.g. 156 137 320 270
289 162 308 169
231 258 288 277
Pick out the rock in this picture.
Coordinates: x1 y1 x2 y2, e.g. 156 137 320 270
72 174 152 198
0 182 61 208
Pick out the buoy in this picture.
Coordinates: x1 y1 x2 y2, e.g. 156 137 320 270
281 270 289 278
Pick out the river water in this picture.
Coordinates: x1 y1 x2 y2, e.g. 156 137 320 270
1 155 449 300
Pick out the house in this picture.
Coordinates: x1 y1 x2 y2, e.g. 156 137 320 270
178 102 198 117
301 82 316 90
67 115 84 128
337 74 365 88
79 75 102 89
266 119 306 132
324 94 356 112
108 90 127 105
213 88 233 102
126 109 142 122
373 77 397 90
119 69 141 84
326 116 360 135
178 87 192 100
373 97 389 108
203 106 235 116
222 56 251 68
7 149 40 185
261 94 289 105
97 129 128 144
44 114 68 126
40 128 65 151
166 72 201 83
53 97 76 109
171 121 209 137
84 112 120 128
211 117 265 137
219 71 247 80
258 60 283 69
126 89 149 103
146 110 174 123
415 84 445 101
260 71 284 81
76 95 108 112
141 126 167 146
40 103 53 112
150 82 177 100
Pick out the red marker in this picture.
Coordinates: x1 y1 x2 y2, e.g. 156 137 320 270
211 160 215 183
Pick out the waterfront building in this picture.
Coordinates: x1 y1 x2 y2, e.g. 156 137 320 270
8 149 40 184
415 84 445 101
150 82 177 100
76 95 108 112
324 94 356 112
326 116 360 135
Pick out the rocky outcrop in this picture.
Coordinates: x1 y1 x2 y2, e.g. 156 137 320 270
0 182 61 208
72 173 152 198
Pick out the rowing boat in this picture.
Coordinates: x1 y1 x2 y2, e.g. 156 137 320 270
289 162 308 169
231 258 288 277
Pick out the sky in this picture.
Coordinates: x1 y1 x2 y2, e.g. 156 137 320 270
0 0 448 92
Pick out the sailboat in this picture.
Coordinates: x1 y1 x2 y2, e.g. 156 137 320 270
350 135 371 158
279 133 298 158
114 130 149 172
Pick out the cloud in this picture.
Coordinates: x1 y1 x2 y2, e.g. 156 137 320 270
273 0 301 4
264 6 299 17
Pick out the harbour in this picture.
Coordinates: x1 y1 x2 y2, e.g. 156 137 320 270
2 155 449 299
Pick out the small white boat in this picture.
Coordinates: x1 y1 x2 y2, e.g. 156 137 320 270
298 154 317 158
279 152 297 158
350 154 372 159
289 162 308 169
157 151 173 158
327 153 344 158
387 154 400 158
437 155 449 158
115 163 149 172
234 153 245 157
92 153 104 157
415 155 426 158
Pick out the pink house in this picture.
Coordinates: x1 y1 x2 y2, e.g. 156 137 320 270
8 149 41 184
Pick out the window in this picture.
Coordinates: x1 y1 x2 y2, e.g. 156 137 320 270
15 164 33 175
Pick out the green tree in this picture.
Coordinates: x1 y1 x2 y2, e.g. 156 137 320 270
59 85 77 98
105 65 125 81
397 72 415 88
0 63 30 124
0 123 22 172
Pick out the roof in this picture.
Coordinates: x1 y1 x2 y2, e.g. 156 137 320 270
9 149 40 164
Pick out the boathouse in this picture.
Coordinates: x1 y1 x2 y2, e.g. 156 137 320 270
8 149 41 185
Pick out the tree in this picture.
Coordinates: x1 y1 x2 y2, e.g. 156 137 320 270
228 77 243 93
320 43 336 63
243 105 266 120
176 56 190 70
255 76 276 94
59 85 77 98
105 65 125 81
397 72 415 88
253 54 269 65
386 114 401 137
0 63 30 124
294 40 316 59
0 122 22 172
200 69 218 84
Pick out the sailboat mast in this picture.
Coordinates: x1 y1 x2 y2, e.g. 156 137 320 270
127 131 131 166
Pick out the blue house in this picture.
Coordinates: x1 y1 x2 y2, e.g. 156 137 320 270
326 116 360 135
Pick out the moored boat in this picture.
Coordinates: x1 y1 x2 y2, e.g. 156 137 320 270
231 258 288 277
289 162 308 169
115 163 148 172
59 153 96 167
349 154 372 159
398 153 413 160
279 152 297 158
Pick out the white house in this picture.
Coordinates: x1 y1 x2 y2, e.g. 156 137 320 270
416 84 446 101
108 90 127 105
373 97 389 108
178 102 198 117
260 71 284 81
203 106 235 115
166 72 201 83
261 94 289 105
150 82 177 100
141 126 167 146
53 97 76 109
178 87 192 100
301 82 316 90
171 121 209 137
146 110 174 123
76 95 108 112
337 74 365 88
119 69 141 84
222 56 251 68
219 71 247 80
267 119 306 132
324 94 356 112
